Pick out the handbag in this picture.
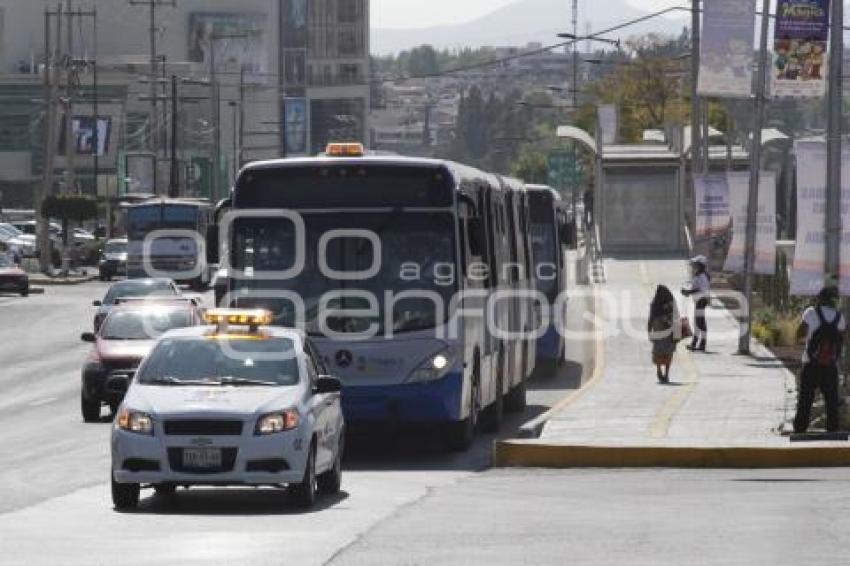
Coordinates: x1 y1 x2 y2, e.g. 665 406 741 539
680 317 693 339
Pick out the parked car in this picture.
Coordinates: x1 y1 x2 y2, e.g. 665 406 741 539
0 223 36 257
0 254 29 296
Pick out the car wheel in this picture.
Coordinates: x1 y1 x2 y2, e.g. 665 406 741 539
317 434 344 495
111 474 140 511
81 393 101 423
290 442 317 508
20 288 28 297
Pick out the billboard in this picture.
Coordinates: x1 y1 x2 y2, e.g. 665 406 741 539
694 173 731 240
59 116 112 157
284 98 309 156
723 172 777 275
282 0 308 48
284 49 307 87
772 0 830 98
188 12 268 74
698 0 756 98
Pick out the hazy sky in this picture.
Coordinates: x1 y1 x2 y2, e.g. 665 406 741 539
372 0 676 29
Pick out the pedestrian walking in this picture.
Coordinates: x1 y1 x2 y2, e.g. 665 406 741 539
648 285 680 384
793 286 846 434
681 255 710 351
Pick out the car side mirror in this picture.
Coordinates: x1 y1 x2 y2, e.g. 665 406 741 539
92 300 102 307
81 332 96 343
315 375 342 394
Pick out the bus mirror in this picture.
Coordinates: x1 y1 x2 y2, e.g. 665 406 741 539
206 225 219 264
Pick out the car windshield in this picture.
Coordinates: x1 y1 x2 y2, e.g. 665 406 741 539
103 281 176 304
100 308 193 340
104 241 127 254
136 337 300 386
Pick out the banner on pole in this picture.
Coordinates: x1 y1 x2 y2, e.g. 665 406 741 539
698 0 757 98
791 141 826 295
723 171 777 274
772 0 830 99
597 105 618 145
694 173 731 240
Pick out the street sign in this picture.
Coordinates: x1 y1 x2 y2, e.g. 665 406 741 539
547 150 584 191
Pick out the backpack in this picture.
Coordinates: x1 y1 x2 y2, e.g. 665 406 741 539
807 307 843 367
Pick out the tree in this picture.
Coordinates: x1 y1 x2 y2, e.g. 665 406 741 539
42 194 98 274
512 146 548 184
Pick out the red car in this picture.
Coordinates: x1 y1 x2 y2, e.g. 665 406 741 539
79 299 204 422
0 254 28 296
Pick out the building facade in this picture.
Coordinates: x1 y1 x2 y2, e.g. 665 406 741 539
0 0 369 207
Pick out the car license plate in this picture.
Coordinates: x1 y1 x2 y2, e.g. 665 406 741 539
182 448 222 469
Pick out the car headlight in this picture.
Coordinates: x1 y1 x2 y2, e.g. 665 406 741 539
407 348 455 383
117 408 154 436
255 409 300 435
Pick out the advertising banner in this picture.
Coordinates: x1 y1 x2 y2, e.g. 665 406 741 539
791 141 826 295
694 173 731 239
284 98 309 156
698 0 756 98
598 105 618 145
772 0 830 98
188 13 268 74
59 116 111 156
723 172 777 274
282 0 308 48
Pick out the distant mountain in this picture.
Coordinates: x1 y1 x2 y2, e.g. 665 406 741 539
371 0 690 55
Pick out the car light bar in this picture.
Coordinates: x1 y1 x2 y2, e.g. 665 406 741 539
204 309 273 328
325 142 365 157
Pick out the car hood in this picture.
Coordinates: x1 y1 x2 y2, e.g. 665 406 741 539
96 339 155 361
124 384 302 417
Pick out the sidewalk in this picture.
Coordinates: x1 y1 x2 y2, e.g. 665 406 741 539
496 259 850 468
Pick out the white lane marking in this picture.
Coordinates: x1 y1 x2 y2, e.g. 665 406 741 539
29 396 58 407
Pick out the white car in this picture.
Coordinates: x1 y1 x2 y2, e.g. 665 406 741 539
110 309 345 510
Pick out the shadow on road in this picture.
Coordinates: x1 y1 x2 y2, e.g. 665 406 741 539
127 488 350 516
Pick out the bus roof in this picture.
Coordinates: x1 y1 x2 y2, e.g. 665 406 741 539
120 197 212 209
239 154 505 192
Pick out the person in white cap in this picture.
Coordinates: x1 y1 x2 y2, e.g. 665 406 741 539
681 255 710 351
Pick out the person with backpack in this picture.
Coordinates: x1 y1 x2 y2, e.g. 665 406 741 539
793 286 846 434
648 285 680 384
681 255 711 352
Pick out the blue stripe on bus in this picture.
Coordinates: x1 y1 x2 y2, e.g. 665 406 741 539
341 371 464 423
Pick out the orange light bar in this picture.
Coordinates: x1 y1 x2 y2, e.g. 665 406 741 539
325 142 365 157
205 309 273 328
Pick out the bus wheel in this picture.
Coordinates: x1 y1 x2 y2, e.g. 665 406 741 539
443 368 479 452
480 357 504 433
505 380 526 413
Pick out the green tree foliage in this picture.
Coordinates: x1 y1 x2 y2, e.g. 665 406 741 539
511 147 548 184
42 194 98 245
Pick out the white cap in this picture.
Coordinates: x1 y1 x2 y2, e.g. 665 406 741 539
690 255 708 265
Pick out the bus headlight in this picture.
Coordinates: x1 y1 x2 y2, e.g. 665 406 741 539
408 349 455 383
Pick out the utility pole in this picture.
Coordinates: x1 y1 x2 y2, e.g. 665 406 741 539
38 5 59 273
129 0 175 195
691 0 702 182
63 0 76 197
739 0 772 354
571 0 580 214
169 75 178 198
238 64 246 168
826 0 843 285
210 39 221 202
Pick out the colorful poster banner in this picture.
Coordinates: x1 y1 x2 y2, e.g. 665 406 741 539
694 173 731 239
791 141 826 295
698 0 756 98
772 0 830 98
724 171 777 275
284 97 309 156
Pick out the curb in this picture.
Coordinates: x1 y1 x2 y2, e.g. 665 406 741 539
27 275 98 286
28 287 45 295
493 441 850 469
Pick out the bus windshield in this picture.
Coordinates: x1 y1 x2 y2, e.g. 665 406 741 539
127 204 201 240
231 211 457 336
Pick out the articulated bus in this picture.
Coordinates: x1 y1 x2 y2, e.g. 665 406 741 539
123 197 213 290
525 185 569 369
212 145 541 450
